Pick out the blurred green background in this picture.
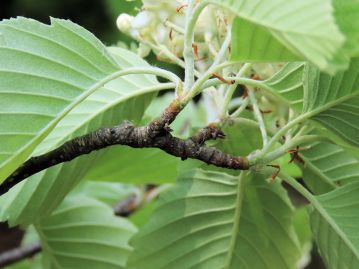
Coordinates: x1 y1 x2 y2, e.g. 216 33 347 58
1 0 140 45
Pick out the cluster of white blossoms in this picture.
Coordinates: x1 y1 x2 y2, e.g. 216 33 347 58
116 0 233 69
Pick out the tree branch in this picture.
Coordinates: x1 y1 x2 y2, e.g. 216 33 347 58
0 241 41 267
0 100 249 195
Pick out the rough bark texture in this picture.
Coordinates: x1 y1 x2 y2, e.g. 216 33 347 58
0 101 249 195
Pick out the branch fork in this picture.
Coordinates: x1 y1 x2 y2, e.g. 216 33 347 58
0 100 249 195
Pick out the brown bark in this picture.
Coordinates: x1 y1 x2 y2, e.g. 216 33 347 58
0 101 249 195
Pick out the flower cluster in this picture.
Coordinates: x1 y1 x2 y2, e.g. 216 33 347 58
116 0 233 67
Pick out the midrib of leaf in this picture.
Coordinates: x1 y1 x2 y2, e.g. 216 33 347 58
223 171 246 269
278 91 359 140
298 154 337 190
35 225 63 269
283 173 359 262
305 91 358 117
0 68 130 177
256 80 299 109
34 83 171 155
260 81 357 118
310 199 359 261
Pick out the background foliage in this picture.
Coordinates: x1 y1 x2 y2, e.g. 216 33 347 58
2 0 359 269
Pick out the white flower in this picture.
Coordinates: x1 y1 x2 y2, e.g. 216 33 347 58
132 11 154 29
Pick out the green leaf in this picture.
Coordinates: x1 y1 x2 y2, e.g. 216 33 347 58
260 58 359 147
128 169 301 269
303 58 359 147
261 62 305 112
216 119 262 156
292 208 311 253
312 97 359 148
309 182 359 269
231 18 299 62
299 142 359 194
332 0 359 59
71 181 139 206
0 17 125 182
35 195 137 269
209 0 347 73
84 147 179 184
130 201 157 228
0 47 158 226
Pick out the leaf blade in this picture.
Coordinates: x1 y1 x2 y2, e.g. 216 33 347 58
209 0 347 73
309 182 359 268
0 17 121 182
36 195 137 269
0 47 159 226
128 169 301 269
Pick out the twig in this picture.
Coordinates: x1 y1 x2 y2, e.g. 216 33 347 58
0 242 41 267
0 103 249 195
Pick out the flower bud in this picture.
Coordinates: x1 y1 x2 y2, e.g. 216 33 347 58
116 13 133 33
138 43 151 58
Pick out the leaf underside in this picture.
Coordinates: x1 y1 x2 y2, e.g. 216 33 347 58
0 17 122 182
310 182 359 269
36 195 137 269
303 58 359 147
128 169 300 269
0 46 158 226
299 142 359 195
210 0 348 73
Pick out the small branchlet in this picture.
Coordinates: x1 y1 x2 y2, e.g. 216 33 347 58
191 123 226 145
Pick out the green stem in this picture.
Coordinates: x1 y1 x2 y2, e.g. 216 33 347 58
183 1 207 91
64 67 181 123
262 92 358 156
101 67 182 91
225 117 259 129
248 88 268 147
203 77 266 91
221 63 253 117
230 98 249 118
211 24 232 68
279 171 315 204
261 115 307 156
182 61 237 104
251 135 326 165
281 171 359 257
